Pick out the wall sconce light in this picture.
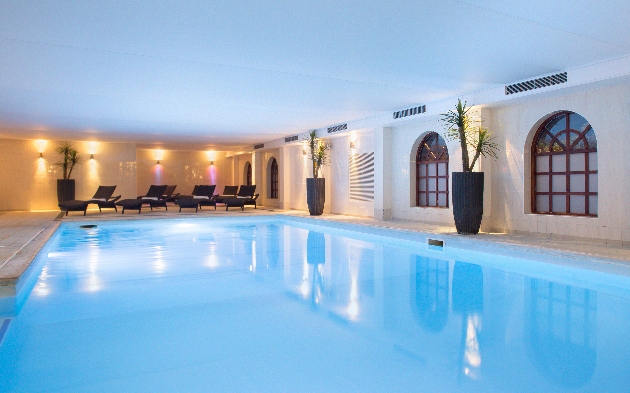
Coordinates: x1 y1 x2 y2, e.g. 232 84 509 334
39 152 43 158
157 160 160 165
209 161 214 166
90 154 94 160
350 142 355 149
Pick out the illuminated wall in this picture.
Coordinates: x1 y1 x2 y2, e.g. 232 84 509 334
136 149 232 197
0 139 137 211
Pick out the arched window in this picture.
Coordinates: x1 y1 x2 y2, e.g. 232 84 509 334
245 162 252 186
416 132 449 207
532 112 597 216
270 158 278 199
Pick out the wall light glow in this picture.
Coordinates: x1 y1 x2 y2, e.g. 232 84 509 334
34 139 47 153
154 149 164 161
207 164 217 184
87 141 99 155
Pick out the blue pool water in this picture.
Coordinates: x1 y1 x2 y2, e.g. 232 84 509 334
1 217 630 392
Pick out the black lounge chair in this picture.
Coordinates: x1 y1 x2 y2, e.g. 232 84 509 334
162 185 179 202
58 185 120 216
213 186 238 205
225 185 259 211
116 199 143 214
175 185 216 212
137 185 169 210
175 185 201 200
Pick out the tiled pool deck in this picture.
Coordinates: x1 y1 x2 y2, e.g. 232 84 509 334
2 206 630 297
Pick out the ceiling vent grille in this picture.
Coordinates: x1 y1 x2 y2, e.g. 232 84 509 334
393 105 426 120
254 143 265 149
327 124 348 134
505 72 567 95
284 135 298 143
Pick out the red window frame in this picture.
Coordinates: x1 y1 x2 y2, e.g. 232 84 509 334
416 132 449 208
531 111 597 216
270 158 278 199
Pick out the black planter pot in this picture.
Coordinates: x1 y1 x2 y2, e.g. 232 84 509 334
452 172 484 235
57 179 75 207
306 178 325 216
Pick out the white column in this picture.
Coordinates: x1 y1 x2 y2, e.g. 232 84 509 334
374 127 393 220
278 145 292 210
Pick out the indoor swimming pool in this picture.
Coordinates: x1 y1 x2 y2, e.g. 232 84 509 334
1 217 629 392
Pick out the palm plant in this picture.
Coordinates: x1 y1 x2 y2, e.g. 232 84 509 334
55 142 83 179
306 130 330 178
441 99 498 172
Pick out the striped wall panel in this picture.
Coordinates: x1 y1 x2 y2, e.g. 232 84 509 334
349 152 374 201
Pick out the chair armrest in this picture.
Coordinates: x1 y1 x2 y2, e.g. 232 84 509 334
109 195 121 202
252 194 259 200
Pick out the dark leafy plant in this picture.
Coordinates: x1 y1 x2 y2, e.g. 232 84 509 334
441 99 498 172
306 130 330 178
55 142 83 179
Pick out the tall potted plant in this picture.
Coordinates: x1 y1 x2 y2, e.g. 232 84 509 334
55 142 83 205
305 130 330 216
441 100 498 234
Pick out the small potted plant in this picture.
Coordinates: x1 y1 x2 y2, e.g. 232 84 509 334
441 99 498 234
305 130 330 215
55 142 83 205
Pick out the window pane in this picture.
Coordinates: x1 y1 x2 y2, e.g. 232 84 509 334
569 113 589 133
570 153 585 171
536 195 549 213
588 152 597 170
551 155 566 172
589 196 598 215
589 174 598 192
570 196 585 214
536 175 549 192
552 175 566 192
536 156 549 172
419 194 427 206
419 179 426 191
437 178 447 191
419 164 426 176
536 132 552 153
428 193 437 206
546 116 566 136
438 163 447 176
570 174 585 192
551 141 565 152
584 129 597 149
552 195 566 213
438 193 447 207
428 163 436 176
428 178 437 191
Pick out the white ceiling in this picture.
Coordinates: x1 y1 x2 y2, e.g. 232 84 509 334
0 0 628 150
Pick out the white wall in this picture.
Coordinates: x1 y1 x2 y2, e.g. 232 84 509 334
389 118 459 226
381 82 630 244
232 153 252 188
485 83 630 244
330 130 374 217
254 149 281 208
